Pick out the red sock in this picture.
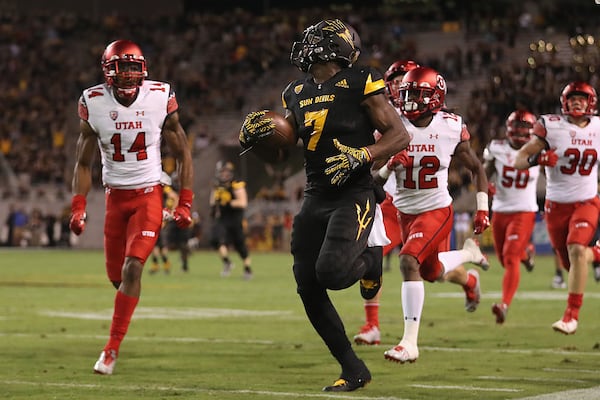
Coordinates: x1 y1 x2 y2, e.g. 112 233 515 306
564 293 583 321
502 257 520 306
464 273 476 290
105 291 139 353
365 303 379 328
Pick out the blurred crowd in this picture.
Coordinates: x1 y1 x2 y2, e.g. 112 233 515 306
1 1 599 247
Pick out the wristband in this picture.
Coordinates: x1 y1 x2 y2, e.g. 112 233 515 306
527 153 539 167
377 165 392 180
476 191 488 211
71 194 87 211
178 188 194 208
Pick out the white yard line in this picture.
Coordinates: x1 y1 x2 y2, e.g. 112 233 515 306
0 380 409 400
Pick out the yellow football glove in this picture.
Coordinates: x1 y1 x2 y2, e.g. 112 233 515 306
324 139 372 186
239 110 274 148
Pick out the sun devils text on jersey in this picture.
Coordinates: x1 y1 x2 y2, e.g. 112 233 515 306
282 66 386 194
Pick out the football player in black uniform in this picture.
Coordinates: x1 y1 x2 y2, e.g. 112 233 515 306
209 161 253 279
240 19 410 392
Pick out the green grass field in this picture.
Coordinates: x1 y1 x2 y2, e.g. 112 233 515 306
1 249 600 400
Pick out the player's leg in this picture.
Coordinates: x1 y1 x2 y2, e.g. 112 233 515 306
384 208 452 363
95 187 162 375
314 191 376 291
292 197 370 391
553 199 600 334
231 220 252 280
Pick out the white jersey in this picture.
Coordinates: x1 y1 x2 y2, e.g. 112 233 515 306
536 114 600 203
392 111 466 214
78 80 177 189
484 139 540 212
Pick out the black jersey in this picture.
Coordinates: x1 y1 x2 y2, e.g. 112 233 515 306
212 180 245 221
282 66 385 195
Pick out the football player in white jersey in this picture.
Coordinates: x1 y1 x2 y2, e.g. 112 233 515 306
375 66 490 364
484 110 540 324
354 60 420 346
514 81 600 335
70 40 194 374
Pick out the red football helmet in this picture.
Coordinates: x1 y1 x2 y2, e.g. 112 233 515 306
560 81 597 117
506 110 536 149
399 66 446 121
102 40 148 99
384 60 420 107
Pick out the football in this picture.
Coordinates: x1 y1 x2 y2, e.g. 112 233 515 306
245 110 296 164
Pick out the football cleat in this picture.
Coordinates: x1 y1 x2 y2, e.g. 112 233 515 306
93 349 117 375
552 318 578 335
464 269 481 312
322 367 371 392
243 267 253 281
353 325 381 345
594 263 600 283
551 274 566 289
384 342 419 363
221 262 233 277
491 302 508 324
463 238 489 271
521 243 535 272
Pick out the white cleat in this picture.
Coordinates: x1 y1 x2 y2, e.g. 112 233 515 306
463 238 489 270
464 269 481 312
552 319 578 335
384 342 419 364
93 349 117 375
221 262 234 277
551 275 567 289
353 325 381 345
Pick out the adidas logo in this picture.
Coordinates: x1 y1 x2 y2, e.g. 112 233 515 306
335 79 349 88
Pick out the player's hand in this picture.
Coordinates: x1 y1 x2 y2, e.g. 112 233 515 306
173 188 193 228
488 182 497 197
325 139 372 186
528 148 558 167
69 194 87 235
239 110 274 148
387 149 410 170
473 210 490 234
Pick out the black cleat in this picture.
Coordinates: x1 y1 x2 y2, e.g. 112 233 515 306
323 369 371 392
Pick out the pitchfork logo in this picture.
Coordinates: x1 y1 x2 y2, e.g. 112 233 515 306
109 111 118 120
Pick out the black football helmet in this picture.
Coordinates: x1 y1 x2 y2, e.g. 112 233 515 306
506 110 536 149
290 19 360 72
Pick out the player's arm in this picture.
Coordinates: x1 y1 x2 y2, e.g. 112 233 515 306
482 148 498 196
454 140 490 234
69 120 98 235
72 120 98 197
363 93 411 162
230 183 248 209
514 121 553 169
162 111 194 227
